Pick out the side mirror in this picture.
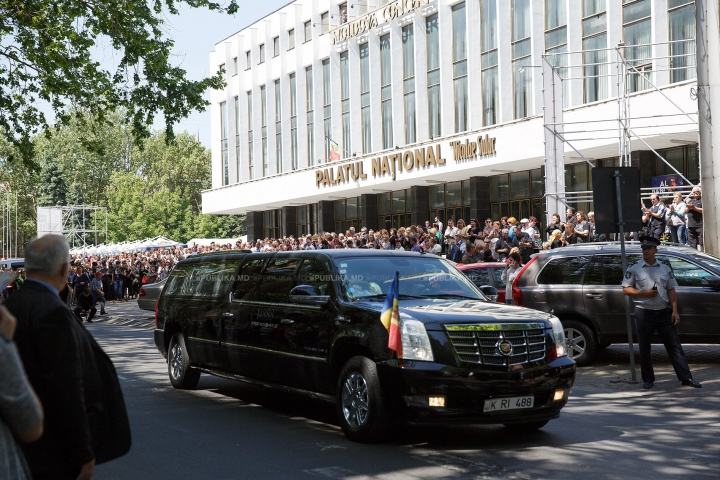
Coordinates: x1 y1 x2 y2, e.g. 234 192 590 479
479 285 499 302
701 276 720 291
289 284 330 305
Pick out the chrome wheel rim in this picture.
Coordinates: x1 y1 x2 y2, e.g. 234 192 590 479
170 341 183 380
341 372 369 427
565 327 586 360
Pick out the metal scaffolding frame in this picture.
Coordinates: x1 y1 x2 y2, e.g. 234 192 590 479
45 205 109 250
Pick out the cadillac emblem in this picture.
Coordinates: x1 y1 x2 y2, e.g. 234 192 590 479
497 339 513 357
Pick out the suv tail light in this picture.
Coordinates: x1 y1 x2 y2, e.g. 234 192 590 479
511 256 538 306
154 297 161 329
139 287 146 297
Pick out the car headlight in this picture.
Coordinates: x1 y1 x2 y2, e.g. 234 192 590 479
401 320 434 362
548 316 567 359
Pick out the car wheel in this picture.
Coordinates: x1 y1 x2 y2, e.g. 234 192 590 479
563 320 597 366
503 420 549 431
168 333 200 390
336 356 391 443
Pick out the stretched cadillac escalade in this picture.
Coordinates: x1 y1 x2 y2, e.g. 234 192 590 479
154 250 575 442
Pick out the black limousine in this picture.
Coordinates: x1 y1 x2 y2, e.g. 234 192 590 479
154 250 575 442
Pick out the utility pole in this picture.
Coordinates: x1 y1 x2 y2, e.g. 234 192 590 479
696 0 720 256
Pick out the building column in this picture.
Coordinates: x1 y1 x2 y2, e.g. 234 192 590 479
317 201 334 233
360 194 378 230
470 176 490 222
281 206 297 238
409 186 429 226
246 211 264 242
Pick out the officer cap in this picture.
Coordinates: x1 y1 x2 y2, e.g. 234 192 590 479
639 235 660 249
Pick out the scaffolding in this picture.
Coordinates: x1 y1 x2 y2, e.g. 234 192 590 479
40 205 109 250
1 192 18 259
542 39 700 217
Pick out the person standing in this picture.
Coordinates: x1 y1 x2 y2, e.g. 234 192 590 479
666 192 687 245
644 194 667 241
5 235 131 480
686 187 703 250
622 235 702 390
501 252 523 304
513 226 533 264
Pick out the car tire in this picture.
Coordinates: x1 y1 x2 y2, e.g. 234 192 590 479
503 420 549 431
168 333 200 390
336 356 391 443
563 319 597 366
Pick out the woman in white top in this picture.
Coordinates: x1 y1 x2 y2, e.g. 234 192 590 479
501 251 523 304
666 191 687 245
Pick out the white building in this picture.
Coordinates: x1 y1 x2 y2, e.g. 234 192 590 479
203 0 699 240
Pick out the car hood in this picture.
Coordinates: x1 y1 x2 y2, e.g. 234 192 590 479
352 299 555 331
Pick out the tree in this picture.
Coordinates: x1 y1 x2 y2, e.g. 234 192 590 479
36 162 68 207
0 0 237 167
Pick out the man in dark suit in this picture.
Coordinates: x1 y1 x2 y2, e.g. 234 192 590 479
6 235 131 480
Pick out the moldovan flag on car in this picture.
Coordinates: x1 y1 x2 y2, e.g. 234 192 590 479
380 271 402 356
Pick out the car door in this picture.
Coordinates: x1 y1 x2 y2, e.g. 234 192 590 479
532 255 591 313
221 256 268 376
658 254 720 339
245 255 301 384
582 254 642 339
275 255 336 392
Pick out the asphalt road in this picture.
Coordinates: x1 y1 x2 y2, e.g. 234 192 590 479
89 319 720 480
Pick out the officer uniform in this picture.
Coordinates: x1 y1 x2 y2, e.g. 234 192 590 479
622 236 697 387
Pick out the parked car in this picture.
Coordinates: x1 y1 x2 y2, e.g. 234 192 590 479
137 277 167 311
456 262 508 303
512 243 720 365
0 258 24 270
154 250 575 442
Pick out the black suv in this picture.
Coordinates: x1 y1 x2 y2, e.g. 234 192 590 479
154 250 575 442
512 243 720 365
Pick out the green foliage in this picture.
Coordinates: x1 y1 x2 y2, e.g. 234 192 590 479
0 0 238 167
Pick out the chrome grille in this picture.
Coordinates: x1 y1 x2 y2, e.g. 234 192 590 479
444 323 547 367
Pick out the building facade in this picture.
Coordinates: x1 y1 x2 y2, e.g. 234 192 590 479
204 0 699 240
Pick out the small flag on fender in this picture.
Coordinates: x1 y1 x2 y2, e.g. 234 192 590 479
380 271 402 356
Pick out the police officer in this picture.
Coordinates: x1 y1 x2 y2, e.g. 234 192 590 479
622 235 701 389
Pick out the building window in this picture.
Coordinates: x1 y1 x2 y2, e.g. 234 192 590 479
545 0 569 107
340 51 351 158
428 182 472 228
402 24 416 144
452 3 468 133
260 85 268 177
489 170 544 222
654 144 699 184
220 101 229 185
481 0 499 126
377 190 413 231
259 43 265 63
306 66 315 166
623 0 652 93
232 57 238 75
246 50 251 69
296 204 318 236
321 11 329 34
668 0 696 83
290 73 298 170
426 14 441 138
339 2 348 24
247 91 254 180
288 29 295 50
273 36 280 57
263 210 282 239
274 79 283 174
583 0 608 103
304 20 312 42
234 95 240 183
322 58 332 162
334 197 363 233
359 43 372 153
219 63 225 74
512 0 532 119
380 34 393 149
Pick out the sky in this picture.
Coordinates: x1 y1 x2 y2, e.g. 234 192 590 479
151 0 290 147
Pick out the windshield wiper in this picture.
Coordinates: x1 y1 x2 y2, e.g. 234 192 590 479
351 293 427 301
418 294 480 300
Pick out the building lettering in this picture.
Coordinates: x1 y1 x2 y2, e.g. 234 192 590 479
330 0 429 45
449 134 496 161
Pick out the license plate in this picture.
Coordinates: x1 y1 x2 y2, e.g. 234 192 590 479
483 396 534 412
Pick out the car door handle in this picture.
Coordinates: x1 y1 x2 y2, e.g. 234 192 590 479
585 293 603 299
280 318 295 324
222 312 234 318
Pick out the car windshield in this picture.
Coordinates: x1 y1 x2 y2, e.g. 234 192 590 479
687 252 720 274
334 256 483 301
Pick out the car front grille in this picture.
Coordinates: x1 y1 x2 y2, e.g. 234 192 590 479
444 323 547 367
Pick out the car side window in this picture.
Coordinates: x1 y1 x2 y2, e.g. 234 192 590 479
658 255 713 287
256 258 300 303
232 258 267 300
193 261 237 297
537 256 591 285
296 258 335 296
586 255 642 286
164 263 192 296
463 268 490 288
